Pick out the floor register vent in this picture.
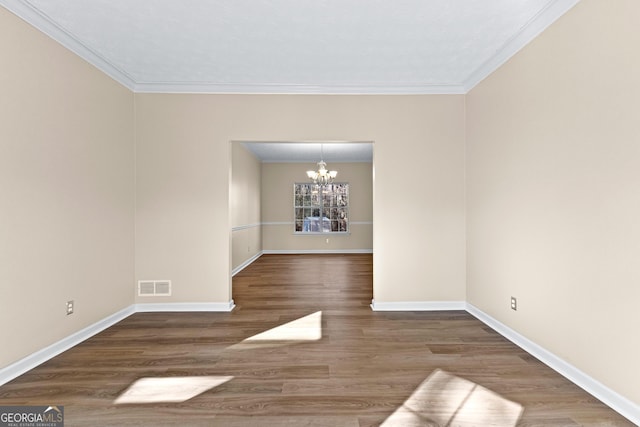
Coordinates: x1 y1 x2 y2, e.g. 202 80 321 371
138 280 172 296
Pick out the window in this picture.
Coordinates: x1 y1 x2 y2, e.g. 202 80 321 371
294 183 349 233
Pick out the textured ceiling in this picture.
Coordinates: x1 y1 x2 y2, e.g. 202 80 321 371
242 142 373 163
1 0 579 94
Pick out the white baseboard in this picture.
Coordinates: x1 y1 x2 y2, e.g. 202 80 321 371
134 301 236 312
2 298 636 425
233 250 372 275
370 299 466 311
465 303 639 425
0 300 236 386
0 305 135 386
232 251 263 276
263 249 373 254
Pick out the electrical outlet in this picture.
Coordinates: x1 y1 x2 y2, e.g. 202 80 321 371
66 300 74 315
325 238 330 244
510 297 517 311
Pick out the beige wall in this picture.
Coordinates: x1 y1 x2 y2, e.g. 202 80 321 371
466 0 640 406
0 8 134 367
262 161 373 252
231 143 262 271
134 94 466 305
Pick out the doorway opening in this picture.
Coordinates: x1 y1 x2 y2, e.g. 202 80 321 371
229 141 374 305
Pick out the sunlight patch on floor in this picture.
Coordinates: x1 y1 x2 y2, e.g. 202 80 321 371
228 311 323 350
114 376 233 404
382 369 523 427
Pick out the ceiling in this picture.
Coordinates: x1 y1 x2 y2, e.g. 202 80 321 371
1 0 579 94
242 142 373 163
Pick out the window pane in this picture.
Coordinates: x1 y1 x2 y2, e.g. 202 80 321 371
294 183 349 234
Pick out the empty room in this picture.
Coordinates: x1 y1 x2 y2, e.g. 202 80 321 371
0 0 638 425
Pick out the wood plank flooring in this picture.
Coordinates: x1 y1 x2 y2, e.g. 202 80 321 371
0 254 633 426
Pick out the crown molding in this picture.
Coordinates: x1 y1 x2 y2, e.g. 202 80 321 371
0 0 136 91
463 0 580 92
133 82 467 95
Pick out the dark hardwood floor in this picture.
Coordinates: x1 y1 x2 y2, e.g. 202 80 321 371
0 254 633 426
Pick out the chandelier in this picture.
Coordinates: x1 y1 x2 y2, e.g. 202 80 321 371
306 145 337 185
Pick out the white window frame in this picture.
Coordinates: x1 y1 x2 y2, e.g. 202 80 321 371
294 183 349 234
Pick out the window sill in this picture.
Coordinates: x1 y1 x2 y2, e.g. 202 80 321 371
293 232 350 236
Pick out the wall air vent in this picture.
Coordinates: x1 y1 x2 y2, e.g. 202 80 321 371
138 280 171 296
